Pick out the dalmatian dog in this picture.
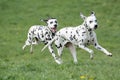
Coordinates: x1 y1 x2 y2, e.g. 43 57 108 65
22 18 61 64
42 12 112 64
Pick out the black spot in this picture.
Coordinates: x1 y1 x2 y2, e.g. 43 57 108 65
82 39 84 42
56 38 58 40
82 28 84 30
48 35 50 37
28 40 31 43
69 35 73 41
52 33 55 36
66 31 68 33
82 32 86 36
62 39 64 42
97 47 101 50
87 43 89 45
37 33 40 39
76 30 78 34
55 44 62 48
29 33 31 35
38 27 42 30
42 34 44 38
85 43 89 46
89 32 92 35
73 35 76 39
44 42 48 45
88 29 92 31
88 40 90 43
94 43 97 46
92 38 94 42
35 37 39 41
59 32 60 34
82 31 86 33
31 31 34 34
29 37 31 40
85 23 88 28
46 38 51 40
41 31 43 34
52 51 54 53
84 24 86 26
45 32 48 34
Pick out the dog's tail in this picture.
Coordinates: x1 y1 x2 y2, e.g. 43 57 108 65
41 36 57 52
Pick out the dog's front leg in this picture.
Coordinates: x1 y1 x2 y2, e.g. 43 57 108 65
78 45 94 59
94 43 112 56
93 37 112 56
48 44 62 64
68 43 78 64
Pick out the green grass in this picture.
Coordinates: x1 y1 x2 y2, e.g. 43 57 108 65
0 0 120 80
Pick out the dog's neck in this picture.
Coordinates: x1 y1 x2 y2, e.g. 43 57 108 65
46 26 56 34
45 26 52 33
82 21 92 32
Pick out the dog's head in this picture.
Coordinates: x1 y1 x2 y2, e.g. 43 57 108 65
41 18 58 33
80 11 98 31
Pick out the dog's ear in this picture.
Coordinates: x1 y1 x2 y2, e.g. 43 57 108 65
91 11 95 16
80 13 86 20
41 19 48 23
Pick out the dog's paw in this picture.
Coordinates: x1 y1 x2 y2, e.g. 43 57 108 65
90 52 94 60
107 53 112 57
74 61 78 64
90 54 94 60
54 57 62 64
55 58 62 64
89 50 94 54
22 46 25 50
89 50 94 59
30 50 33 54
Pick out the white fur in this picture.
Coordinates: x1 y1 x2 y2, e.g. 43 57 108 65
22 18 61 64
42 12 112 64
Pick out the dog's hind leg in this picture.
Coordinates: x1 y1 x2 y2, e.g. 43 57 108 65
68 43 78 64
30 37 34 54
78 44 94 59
48 44 62 64
22 39 31 50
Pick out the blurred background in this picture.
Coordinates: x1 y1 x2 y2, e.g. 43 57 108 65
0 0 120 80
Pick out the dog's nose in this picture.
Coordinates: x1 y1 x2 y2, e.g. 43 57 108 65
54 25 57 28
94 25 98 29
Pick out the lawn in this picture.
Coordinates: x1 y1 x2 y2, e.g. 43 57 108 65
0 0 120 80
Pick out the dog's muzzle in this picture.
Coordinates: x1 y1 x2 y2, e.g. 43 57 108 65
94 25 98 29
51 25 57 33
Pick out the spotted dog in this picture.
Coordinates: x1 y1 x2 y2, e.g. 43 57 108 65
42 12 112 64
22 18 61 64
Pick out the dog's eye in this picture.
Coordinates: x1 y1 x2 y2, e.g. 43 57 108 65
89 21 93 23
55 21 57 23
95 20 97 22
50 22 53 24
90 21 92 23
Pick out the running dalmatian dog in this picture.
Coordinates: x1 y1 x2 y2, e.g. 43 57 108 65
42 12 112 64
22 18 61 64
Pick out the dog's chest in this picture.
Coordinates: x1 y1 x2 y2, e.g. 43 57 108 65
57 27 94 45
75 27 95 45
80 30 94 45
34 26 53 41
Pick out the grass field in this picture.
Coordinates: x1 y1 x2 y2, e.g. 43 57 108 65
0 0 120 80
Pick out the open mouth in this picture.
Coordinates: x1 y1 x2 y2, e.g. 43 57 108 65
51 27 57 33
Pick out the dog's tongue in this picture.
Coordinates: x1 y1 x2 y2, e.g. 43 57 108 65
51 28 57 33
